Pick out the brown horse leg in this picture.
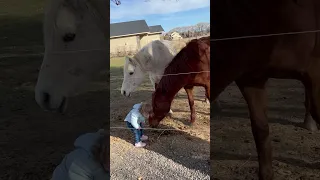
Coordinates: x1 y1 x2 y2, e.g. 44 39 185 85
306 77 320 126
184 86 196 124
236 79 273 180
303 90 318 131
205 84 210 100
204 87 210 104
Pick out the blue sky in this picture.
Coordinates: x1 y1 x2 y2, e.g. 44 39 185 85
110 0 210 32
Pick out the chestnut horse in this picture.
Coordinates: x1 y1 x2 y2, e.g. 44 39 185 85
212 0 320 179
148 36 210 128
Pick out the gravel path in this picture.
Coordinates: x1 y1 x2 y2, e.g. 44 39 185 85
110 136 210 180
110 74 210 180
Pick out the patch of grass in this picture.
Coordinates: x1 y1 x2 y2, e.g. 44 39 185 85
0 0 45 52
110 57 125 67
0 0 44 17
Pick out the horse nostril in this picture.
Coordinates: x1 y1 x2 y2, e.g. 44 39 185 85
63 33 76 42
43 92 50 103
123 91 126 96
42 92 51 109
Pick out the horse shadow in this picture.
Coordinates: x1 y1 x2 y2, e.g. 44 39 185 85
211 102 320 172
212 102 306 128
174 93 207 102
110 124 210 176
211 141 320 170
171 108 210 117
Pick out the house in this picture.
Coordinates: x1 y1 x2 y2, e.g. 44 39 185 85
110 20 164 55
170 31 183 40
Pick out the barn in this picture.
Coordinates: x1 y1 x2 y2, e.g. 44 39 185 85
110 20 164 56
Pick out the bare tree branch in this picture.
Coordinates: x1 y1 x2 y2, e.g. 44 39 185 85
111 0 121 5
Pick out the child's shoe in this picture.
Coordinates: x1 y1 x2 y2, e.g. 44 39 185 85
135 141 146 148
141 135 148 141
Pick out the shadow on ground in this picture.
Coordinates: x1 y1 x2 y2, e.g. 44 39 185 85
110 66 210 176
211 79 320 179
111 123 210 175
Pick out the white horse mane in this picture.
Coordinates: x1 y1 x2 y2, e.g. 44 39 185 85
130 40 177 72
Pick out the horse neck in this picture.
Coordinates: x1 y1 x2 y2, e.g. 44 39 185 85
153 76 186 117
158 74 188 100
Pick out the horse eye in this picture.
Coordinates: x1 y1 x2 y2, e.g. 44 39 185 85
129 72 133 75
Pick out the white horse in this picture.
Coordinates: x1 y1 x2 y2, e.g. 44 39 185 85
120 40 221 112
35 0 108 112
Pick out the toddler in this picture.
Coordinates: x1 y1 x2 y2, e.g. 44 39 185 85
51 129 109 180
124 102 152 147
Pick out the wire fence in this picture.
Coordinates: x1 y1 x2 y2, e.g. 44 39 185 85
110 126 209 132
110 70 210 81
4 29 320 132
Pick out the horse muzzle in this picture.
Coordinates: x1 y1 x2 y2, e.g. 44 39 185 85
121 90 131 97
35 90 68 113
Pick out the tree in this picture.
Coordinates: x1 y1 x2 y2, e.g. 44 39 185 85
111 0 121 5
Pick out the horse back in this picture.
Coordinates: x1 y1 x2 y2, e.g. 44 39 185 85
182 37 210 74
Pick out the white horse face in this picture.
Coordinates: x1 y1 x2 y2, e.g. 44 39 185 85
35 0 108 112
121 57 146 97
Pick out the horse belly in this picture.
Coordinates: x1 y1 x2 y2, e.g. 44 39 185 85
269 33 315 73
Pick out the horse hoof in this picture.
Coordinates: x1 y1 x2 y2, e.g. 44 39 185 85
187 121 195 126
304 122 318 132
203 99 210 104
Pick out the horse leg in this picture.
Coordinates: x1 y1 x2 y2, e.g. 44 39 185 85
303 90 318 131
305 76 320 127
236 79 273 180
204 87 210 104
204 83 210 100
184 86 196 124
167 81 173 116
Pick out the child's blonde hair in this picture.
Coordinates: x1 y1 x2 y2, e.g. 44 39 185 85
92 130 108 172
139 102 152 118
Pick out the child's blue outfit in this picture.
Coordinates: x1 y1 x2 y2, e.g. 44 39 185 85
124 103 146 144
51 130 109 180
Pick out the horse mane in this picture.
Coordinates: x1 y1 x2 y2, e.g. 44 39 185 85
132 40 177 70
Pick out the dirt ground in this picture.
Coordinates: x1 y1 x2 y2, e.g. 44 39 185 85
0 3 110 179
212 80 320 180
110 65 210 179
0 52 108 180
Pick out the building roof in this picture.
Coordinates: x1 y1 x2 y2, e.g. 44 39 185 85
149 25 164 33
110 20 149 37
110 20 164 37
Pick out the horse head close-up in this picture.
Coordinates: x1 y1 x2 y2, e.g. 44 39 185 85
121 56 145 97
35 0 108 112
120 40 177 98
